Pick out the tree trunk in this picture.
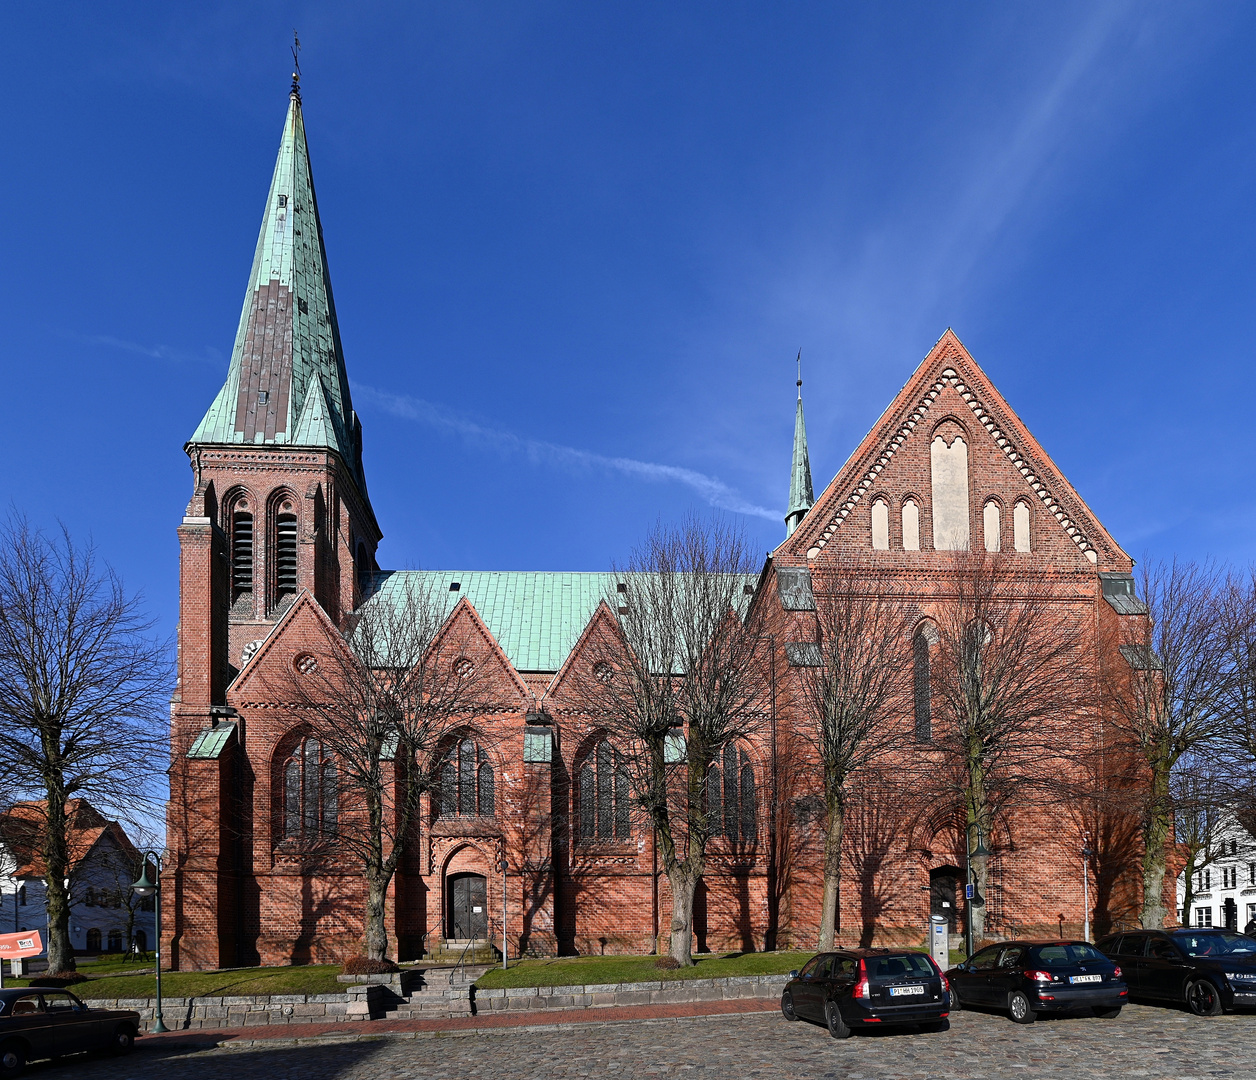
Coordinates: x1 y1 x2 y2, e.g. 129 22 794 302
1180 856 1196 929
42 790 74 973
817 794 845 949
365 870 389 961
1141 801 1170 929
667 867 698 965
969 849 989 943
1141 754 1172 929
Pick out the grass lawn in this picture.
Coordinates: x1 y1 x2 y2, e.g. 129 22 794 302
8 964 344 999
474 950 816 990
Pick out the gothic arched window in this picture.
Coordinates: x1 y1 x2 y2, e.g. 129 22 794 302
439 738 495 818
913 629 932 742
578 739 630 841
230 499 254 603
274 499 299 604
283 735 338 841
706 745 756 842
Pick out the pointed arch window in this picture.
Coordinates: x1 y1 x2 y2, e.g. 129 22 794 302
438 738 495 818
283 735 338 841
706 745 756 842
1013 501 1031 553
901 498 920 551
578 739 630 841
984 500 1001 553
913 629 932 742
871 498 890 550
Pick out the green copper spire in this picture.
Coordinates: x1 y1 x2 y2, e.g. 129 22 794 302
188 87 366 491
785 355 814 536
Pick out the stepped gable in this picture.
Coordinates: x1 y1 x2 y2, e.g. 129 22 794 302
778 329 1130 570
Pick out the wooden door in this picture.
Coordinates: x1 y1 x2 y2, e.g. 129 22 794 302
448 873 488 939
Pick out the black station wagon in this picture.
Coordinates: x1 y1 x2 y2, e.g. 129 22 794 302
947 940 1127 1023
781 949 951 1038
0 987 140 1076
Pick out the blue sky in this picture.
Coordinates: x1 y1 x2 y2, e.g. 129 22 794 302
2 1 1255 643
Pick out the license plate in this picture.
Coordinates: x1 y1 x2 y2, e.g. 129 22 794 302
889 985 926 996
1069 974 1102 984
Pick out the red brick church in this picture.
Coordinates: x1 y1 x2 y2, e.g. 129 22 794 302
166 86 1149 970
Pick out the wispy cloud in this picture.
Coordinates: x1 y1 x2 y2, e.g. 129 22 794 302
356 384 779 521
58 330 224 367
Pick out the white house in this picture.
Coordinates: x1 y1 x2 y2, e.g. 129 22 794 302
0 800 156 964
1176 815 1256 933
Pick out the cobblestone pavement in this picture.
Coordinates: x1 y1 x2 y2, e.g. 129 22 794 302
19 1003 1256 1079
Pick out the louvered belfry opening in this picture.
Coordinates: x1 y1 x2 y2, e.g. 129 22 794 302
231 510 254 599
275 511 298 602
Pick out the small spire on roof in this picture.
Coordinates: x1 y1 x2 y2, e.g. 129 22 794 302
785 350 814 538
290 29 302 101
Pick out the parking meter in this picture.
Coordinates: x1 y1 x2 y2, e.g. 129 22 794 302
929 914 949 970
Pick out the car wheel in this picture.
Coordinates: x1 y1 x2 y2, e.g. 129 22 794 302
1186 979 1223 1016
949 990 963 1011
110 1024 136 1055
1093 1006 1122 1019
781 992 799 1021
0 1041 25 1077
1008 990 1036 1024
824 999 852 1040
919 1018 950 1033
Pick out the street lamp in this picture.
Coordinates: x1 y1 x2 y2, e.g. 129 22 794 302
1081 838 1095 943
965 825 989 960
130 853 167 1033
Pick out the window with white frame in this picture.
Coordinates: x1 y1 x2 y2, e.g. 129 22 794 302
1223 866 1238 889
1195 907 1213 927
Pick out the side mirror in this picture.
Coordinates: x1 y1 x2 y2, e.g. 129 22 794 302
788 970 799 979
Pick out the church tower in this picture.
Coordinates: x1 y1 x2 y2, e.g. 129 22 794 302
168 82 380 968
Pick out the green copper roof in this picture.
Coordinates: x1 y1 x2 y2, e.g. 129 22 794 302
785 393 814 536
189 92 367 494
365 571 617 673
187 722 237 759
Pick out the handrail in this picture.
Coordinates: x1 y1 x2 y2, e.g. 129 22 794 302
452 938 475 984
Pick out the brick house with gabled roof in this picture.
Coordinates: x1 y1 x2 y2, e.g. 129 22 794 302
166 84 1153 970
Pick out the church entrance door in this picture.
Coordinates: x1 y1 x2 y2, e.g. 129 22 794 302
447 873 488 939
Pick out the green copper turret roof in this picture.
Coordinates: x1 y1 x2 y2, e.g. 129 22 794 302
785 392 814 536
188 91 366 492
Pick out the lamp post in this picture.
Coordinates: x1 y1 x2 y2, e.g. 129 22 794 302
1081 837 1095 943
130 853 167 1033
965 824 989 960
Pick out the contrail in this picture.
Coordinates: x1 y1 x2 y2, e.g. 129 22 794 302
355 385 779 521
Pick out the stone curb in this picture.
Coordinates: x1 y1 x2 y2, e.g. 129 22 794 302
139 1000 780 1051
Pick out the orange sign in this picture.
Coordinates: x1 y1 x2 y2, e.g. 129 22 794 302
0 931 43 959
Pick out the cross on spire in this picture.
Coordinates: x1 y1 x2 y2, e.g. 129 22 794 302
290 30 301 100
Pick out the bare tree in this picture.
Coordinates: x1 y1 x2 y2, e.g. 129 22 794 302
1172 759 1229 924
1106 559 1228 928
271 577 485 962
0 517 168 972
793 569 913 948
926 551 1090 941
572 516 768 965
1215 570 1256 841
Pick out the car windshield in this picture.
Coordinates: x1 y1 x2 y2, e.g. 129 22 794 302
866 954 935 979
1175 933 1256 957
1030 944 1107 967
